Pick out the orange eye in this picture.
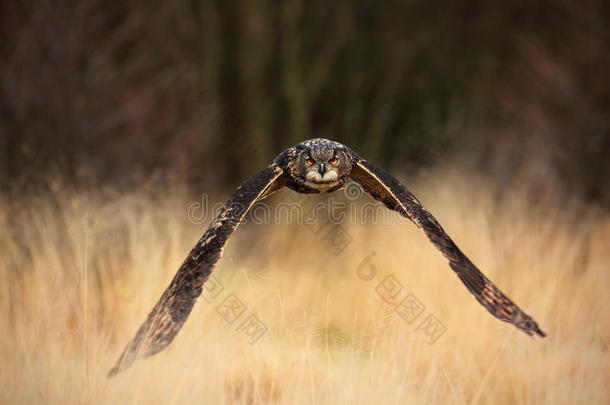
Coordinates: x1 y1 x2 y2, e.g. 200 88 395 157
329 157 338 165
306 158 315 166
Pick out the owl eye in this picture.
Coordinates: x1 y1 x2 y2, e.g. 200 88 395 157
329 157 338 165
306 158 315 166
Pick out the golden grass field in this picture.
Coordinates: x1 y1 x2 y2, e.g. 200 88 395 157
1 169 608 404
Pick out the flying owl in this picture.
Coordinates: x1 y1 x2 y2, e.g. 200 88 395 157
108 138 545 377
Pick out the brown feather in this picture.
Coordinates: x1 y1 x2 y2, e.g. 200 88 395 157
108 164 285 377
350 160 546 338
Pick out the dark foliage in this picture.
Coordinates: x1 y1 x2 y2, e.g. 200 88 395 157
1 0 608 206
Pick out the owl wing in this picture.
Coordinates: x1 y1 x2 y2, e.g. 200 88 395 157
349 159 546 338
108 164 286 377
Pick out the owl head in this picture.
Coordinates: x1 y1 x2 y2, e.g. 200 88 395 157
279 138 354 192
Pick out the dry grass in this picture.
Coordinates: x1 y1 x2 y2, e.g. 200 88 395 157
1 170 608 404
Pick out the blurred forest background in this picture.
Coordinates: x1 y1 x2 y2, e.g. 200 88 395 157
1 0 609 205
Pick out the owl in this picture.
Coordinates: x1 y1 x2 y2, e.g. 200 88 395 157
108 138 545 376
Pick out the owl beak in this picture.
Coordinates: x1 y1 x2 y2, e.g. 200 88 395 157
319 163 326 175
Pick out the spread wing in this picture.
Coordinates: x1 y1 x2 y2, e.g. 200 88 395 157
350 160 546 337
108 164 286 377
